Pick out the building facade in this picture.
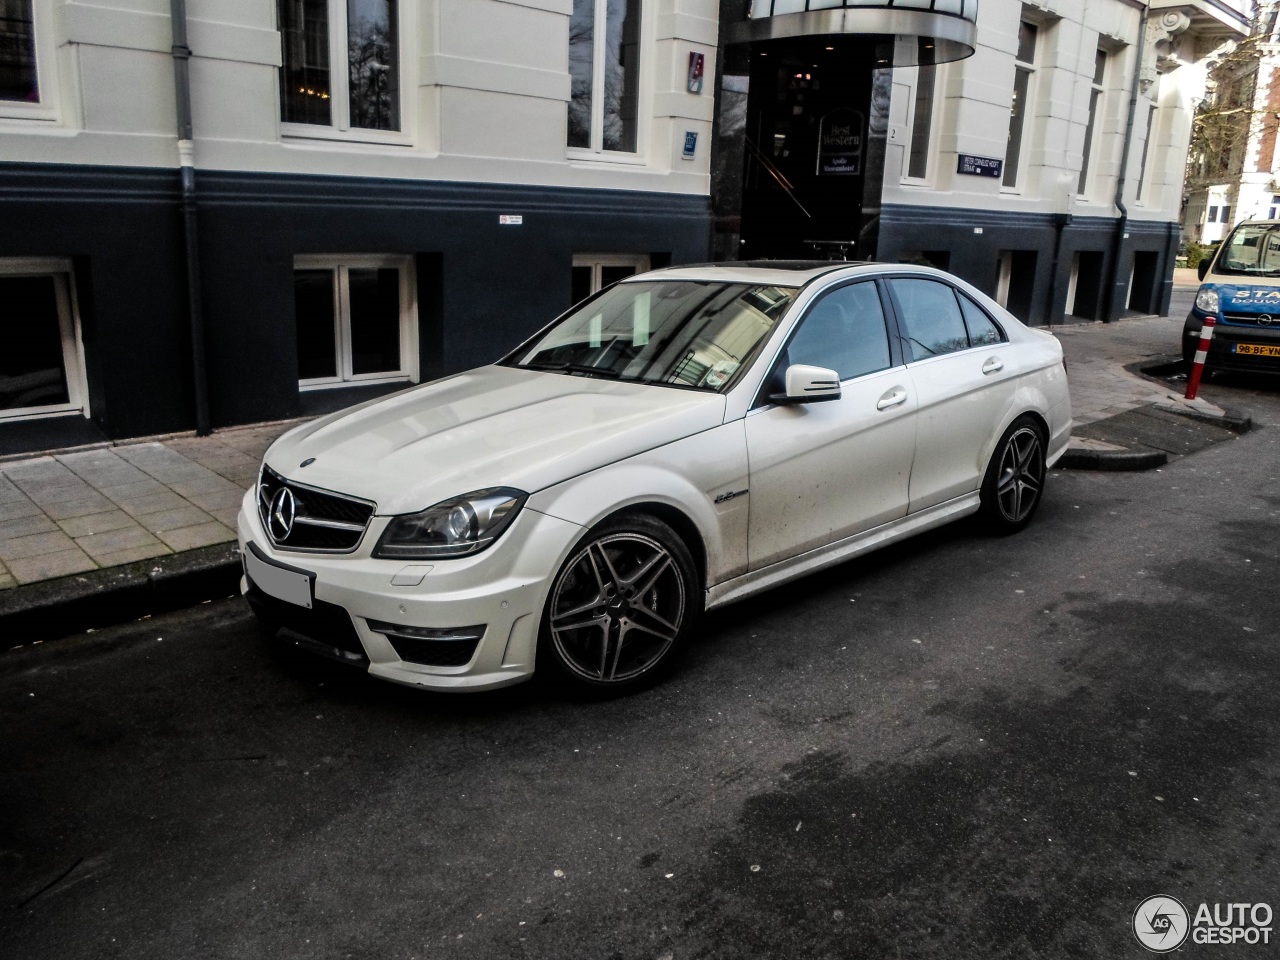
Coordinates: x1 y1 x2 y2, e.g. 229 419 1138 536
1182 2 1280 246
0 0 1250 454
712 0 1248 323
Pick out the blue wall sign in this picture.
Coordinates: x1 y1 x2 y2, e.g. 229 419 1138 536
957 154 1003 178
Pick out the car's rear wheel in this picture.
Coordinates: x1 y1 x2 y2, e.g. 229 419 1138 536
540 514 699 693
980 416 1046 534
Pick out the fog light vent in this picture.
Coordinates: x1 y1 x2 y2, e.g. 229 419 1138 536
367 621 485 667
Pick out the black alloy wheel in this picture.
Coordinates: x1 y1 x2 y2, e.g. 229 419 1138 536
980 416 1047 533
541 515 698 692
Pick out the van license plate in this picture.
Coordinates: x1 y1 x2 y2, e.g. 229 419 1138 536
1233 343 1280 357
245 543 314 609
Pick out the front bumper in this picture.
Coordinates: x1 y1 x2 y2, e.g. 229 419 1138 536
1184 310 1280 373
237 489 583 691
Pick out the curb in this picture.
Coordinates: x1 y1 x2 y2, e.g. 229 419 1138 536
1056 448 1169 471
1 543 243 647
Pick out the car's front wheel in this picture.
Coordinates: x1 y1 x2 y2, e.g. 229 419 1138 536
540 514 699 693
979 416 1047 534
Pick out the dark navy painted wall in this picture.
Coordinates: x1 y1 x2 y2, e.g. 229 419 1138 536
0 163 713 450
879 204 1179 326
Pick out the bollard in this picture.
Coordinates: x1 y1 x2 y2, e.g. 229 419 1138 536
1184 315 1217 401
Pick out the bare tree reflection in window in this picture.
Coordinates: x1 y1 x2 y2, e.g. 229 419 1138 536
568 0 593 148
603 0 639 152
348 0 398 131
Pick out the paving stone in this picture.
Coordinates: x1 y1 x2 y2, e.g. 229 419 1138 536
209 507 244 530
42 494 118 521
136 505 216 534
75 526 167 561
0 530 80 562
112 490 194 519
156 521 236 552
0 456 63 481
0 476 28 503
186 488 251 512
0 499 44 523
59 450 151 486
168 475 242 498
98 478 169 502
6 548 98 584
0 514 58 539
91 542 173 567
0 572 14 591
11 477 97 505
57 510 138 539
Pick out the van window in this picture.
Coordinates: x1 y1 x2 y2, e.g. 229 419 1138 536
1215 223 1280 277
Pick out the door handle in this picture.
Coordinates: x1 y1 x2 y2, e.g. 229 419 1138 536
981 357 1004 375
876 387 908 410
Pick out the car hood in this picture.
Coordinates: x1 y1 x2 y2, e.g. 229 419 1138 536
264 365 728 515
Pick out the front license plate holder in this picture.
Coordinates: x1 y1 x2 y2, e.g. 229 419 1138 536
1232 343 1280 357
245 541 315 610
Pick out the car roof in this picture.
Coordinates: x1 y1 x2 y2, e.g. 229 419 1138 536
630 260 961 288
631 260 881 287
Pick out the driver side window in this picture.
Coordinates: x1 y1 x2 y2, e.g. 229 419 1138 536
784 282 892 382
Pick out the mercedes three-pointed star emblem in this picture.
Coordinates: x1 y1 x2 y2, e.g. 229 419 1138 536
268 487 297 542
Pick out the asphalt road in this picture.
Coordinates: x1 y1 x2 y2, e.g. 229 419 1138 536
2 377 1278 960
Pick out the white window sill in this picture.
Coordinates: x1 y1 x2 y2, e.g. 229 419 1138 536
282 124 414 149
566 148 647 167
300 375 415 392
0 104 61 125
0 404 86 423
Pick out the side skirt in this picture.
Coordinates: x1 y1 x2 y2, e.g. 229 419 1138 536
704 493 981 611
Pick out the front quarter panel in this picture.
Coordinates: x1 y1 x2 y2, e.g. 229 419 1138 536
527 420 751 587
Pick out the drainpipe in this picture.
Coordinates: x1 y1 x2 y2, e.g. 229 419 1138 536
1104 4 1149 322
171 0 211 435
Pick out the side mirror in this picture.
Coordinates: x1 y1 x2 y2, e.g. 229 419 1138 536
770 364 841 404
1198 259 1210 281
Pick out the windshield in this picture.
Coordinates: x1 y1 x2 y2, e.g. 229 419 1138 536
1215 223 1280 277
506 280 798 392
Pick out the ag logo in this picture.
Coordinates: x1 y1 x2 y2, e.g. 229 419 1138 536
1133 895 1190 953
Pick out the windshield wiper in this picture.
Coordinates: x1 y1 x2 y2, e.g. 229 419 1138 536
521 361 621 378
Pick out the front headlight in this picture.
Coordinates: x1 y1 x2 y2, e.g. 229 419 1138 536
1195 285 1220 314
373 488 528 559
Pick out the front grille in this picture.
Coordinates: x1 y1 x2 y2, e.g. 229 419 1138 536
245 583 369 666
257 465 375 553
1221 312 1280 329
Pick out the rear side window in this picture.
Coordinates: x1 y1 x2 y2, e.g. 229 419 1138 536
890 278 970 359
785 282 892 381
957 292 1006 346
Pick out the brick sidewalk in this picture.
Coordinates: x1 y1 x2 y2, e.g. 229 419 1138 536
0 424 295 589
0 280 1213 592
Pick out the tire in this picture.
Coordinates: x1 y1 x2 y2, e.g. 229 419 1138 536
539 514 700 694
979 415 1047 534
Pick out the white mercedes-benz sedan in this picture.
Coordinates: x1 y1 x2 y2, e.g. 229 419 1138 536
238 262 1071 693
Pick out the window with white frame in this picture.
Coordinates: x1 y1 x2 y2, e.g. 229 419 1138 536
278 0 400 134
1078 48 1107 196
1003 18 1039 189
0 0 58 120
293 256 418 389
571 254 650 305
568 0 642 155
0 259 89 421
